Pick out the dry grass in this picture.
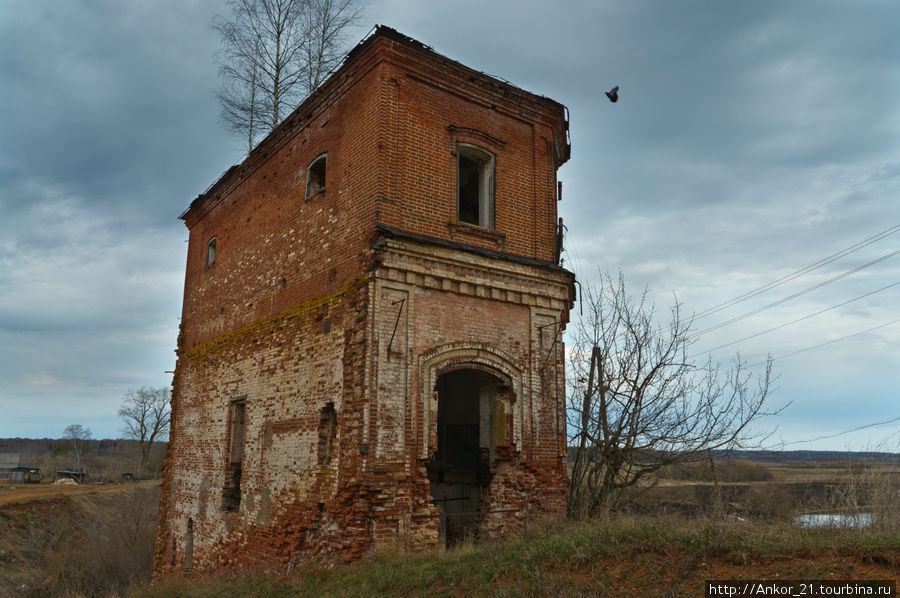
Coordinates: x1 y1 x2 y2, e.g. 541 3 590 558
0 481 160 598
3 455 897 597
136 514 899 598
796 462 900 536
0 479 146 507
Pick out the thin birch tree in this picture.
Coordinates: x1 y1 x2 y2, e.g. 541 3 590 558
63 424 93 469
215 0 364 152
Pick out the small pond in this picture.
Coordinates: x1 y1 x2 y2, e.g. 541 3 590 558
794 512 873 528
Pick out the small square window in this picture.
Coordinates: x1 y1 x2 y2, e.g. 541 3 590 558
306 154 327 199
457 145 494 228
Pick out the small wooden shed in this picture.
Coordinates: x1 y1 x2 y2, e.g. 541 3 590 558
9 466 42 484
0 453 21 479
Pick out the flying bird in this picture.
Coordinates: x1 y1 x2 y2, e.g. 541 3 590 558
605 85 619 103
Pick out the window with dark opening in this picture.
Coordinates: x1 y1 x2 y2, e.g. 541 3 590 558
206 236 217 267
317 402 336 465
457 144 494 228
184 518 194 575
306 154 327 199
222 398 245 512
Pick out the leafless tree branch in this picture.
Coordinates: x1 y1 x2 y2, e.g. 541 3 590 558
567 271 782 516
118 386 171 477
62 424 93 468
214 0 364 152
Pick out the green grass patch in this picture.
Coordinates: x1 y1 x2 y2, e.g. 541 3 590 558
133 514 899 598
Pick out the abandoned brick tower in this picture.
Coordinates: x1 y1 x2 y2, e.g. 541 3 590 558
156 26 573 577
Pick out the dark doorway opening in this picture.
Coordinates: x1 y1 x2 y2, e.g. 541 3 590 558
427 369 499 545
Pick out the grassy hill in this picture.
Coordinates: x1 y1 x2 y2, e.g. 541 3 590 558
2 450 897 597
137 516 898 597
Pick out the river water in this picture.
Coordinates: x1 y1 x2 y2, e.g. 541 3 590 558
793 512 873 528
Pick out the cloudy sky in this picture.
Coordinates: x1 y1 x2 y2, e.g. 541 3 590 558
1 1 897 450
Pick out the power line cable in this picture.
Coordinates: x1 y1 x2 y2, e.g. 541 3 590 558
694 281 900 355
694 222 900 320
748 319 899 367
774 416 900 447
697 248 900 336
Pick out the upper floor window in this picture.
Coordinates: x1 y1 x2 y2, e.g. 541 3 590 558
306 154 327 199
457 144 494 228
206 236 217 267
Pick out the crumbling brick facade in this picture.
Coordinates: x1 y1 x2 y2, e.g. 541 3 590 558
155 26 573 578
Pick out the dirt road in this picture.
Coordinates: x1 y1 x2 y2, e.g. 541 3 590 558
0 479 159 506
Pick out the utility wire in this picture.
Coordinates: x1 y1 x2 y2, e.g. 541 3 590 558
694 281 900 355
694 222 900 320
697 248 900 336
774 416 900 447
749 320 899 367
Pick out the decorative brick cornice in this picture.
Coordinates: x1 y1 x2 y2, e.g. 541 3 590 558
373 231 574 320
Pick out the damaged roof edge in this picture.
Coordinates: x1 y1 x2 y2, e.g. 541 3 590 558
180 25 570 222
352 26 569 111
363 25 570 162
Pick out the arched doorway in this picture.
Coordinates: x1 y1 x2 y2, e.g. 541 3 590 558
426 368 501 544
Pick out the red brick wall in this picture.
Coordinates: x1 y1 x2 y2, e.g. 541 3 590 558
178 35 567 352
375 43 562 263
179 58 385 351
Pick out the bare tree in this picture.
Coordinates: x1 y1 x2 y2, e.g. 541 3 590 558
567 271 780 516
301 0 363 93
63 424 93 468
215 0 364 152
118 387 171 477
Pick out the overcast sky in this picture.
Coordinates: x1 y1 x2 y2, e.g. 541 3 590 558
1 1 897 451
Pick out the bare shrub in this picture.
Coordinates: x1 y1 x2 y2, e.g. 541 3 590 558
738 484 794 520
567 271 780 515
794 447 900 536
23 485 160 598
830 464 899 535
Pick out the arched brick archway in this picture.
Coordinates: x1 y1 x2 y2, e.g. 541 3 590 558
419 343 523 460
418 344 523 544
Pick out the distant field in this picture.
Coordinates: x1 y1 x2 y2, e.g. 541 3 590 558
631 457 900 523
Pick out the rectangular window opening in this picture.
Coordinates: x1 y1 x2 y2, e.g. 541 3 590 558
306 154 327 199
206 236 217 267
457 145 494 228
317 402 337 466
222 398 245 512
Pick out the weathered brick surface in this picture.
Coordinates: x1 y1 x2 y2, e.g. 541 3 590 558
156 27 572 579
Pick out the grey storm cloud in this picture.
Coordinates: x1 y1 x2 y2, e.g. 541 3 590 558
0 0 898 445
